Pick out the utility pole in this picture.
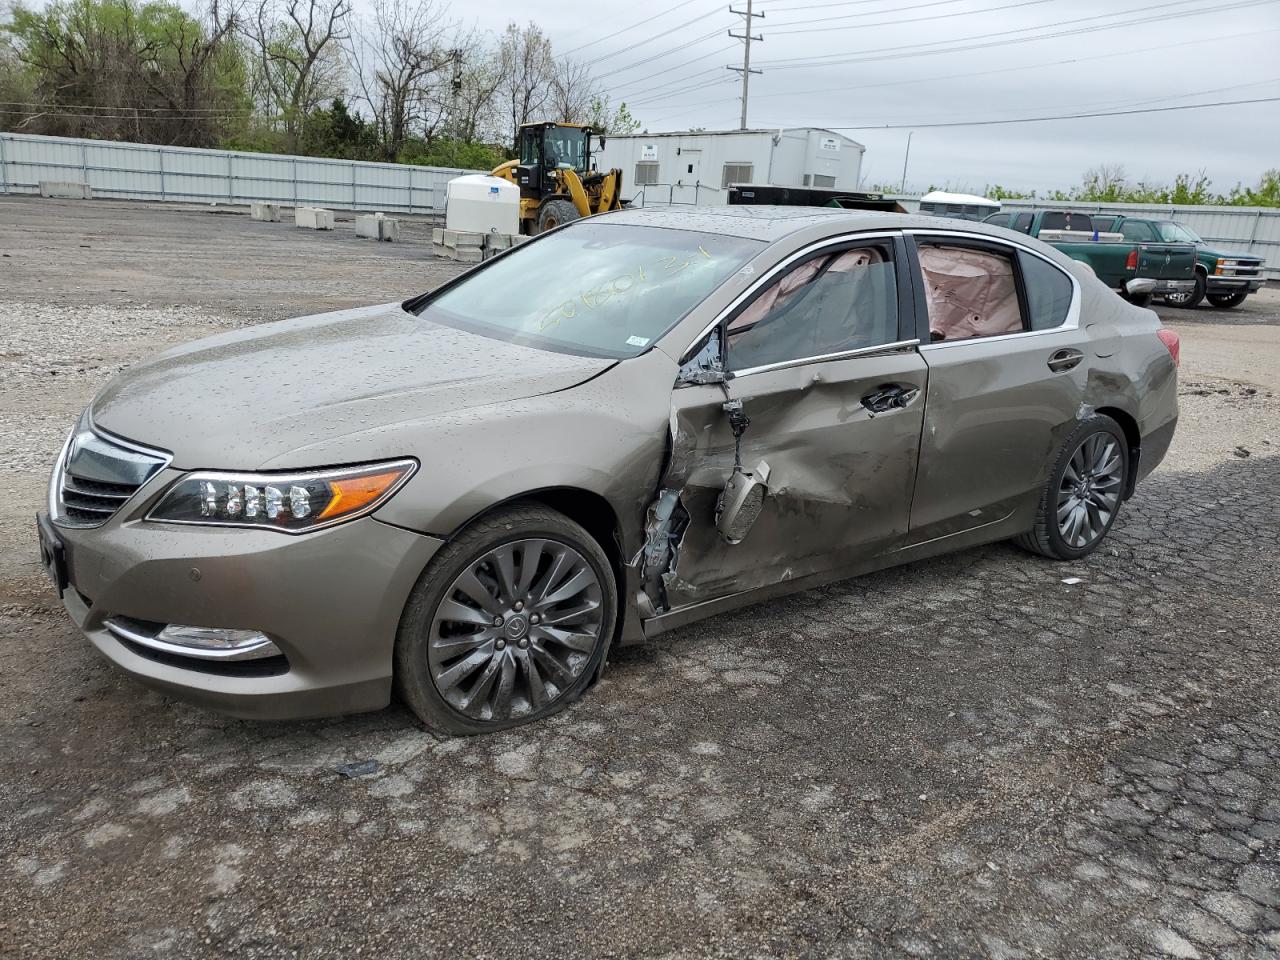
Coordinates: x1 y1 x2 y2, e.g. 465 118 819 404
900 131 913 193
727 0 763 131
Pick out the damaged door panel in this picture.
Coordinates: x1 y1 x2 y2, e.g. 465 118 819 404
643 348 929 615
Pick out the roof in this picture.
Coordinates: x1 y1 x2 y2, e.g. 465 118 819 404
602 205 1000 242
603 127 865 149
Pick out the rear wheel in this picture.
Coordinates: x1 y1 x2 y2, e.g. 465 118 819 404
394 504 616 736
1015 415 1129 561
1164 271 1206 308
1207 289 1248 309
536 198 580 234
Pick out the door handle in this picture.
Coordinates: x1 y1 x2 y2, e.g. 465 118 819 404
1047 348 1084 373
861 383 919 414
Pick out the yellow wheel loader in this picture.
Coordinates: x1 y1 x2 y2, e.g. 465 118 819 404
491 121 625 235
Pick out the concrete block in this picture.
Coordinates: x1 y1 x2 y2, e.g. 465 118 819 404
39 181 92 200
442 229 484 249
378 217 400 243
484 233 512 251
510 234 531 247
452 247 483 263
250 202 281 222
355 214 382 240
432 227 445 245
294 207 335 230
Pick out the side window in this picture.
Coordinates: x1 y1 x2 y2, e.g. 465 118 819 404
1120 220 1156 242
726 243 899 371
1018 252 1074 330
1012 213 1033 233
918 243 1024 342
985 213 1011 228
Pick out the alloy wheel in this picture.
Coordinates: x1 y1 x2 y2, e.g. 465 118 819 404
427 538 604 722
1056 433 1124 548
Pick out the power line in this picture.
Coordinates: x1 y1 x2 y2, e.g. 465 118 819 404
560 0 711 57
779 96 1280 131
580 8 725 69
592 26 726 80
766 0 1056 33
624 25 1279 109
757 0 1276 69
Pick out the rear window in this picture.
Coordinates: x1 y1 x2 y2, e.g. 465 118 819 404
1042 212 1094 232
417 222 763 359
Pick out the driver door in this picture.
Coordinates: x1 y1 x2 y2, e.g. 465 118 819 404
662 233 929 611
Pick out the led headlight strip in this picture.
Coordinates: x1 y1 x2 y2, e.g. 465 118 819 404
148 459 417 533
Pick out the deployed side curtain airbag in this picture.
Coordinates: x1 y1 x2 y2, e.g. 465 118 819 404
918 246 1021 341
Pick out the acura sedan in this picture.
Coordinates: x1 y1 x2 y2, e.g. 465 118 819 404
39 207 1179 735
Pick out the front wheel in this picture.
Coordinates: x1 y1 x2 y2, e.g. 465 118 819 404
536 197 580 234
1207 290 1248 309
394 504 617 735
1015 416 1129 561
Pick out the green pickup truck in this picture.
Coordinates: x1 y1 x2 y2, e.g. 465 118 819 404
983 209 1197 307
1088 215 1267 309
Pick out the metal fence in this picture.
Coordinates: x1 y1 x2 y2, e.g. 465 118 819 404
889 194 1277 281
0 132 486 214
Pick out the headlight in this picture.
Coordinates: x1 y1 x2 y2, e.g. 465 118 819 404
147 459 416 532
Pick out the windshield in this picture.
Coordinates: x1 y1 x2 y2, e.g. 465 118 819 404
545 127 589 171
1157 221 1201 243
419 222 764 359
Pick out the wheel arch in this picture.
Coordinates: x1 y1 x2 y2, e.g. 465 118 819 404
1094 405 1141 499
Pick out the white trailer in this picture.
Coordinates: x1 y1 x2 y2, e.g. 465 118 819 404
594 128 864 207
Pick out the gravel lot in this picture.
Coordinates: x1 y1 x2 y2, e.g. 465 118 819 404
1 197 1277 960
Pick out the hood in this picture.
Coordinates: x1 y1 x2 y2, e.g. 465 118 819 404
1201 245 1261 262
91 303 614 469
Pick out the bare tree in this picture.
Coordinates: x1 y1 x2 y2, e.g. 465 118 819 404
347 0 457 159
245 0 351 152
442 31 503 145
497 21 552 148
549 57 595 124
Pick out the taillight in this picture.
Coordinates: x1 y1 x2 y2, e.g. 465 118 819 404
1125 249 1139 271
1157 328 1180 367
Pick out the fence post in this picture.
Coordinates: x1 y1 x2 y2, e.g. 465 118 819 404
226 153 234 203
157 147 166 201
80 141 89 187
351 162 357 209
0 134 8 195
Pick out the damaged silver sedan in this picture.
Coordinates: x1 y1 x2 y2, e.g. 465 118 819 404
40 207 1180 734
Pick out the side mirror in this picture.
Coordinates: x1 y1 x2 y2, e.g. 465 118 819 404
716 461 770 544
676 328 727 385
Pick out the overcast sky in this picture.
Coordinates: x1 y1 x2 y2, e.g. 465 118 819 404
455 0 1280 194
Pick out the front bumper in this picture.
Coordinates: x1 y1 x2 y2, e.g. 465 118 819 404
1205 274 1264 294
46 512 443 719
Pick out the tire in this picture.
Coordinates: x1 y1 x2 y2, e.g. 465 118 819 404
1164 271 1206 308
536 197 580 234
1015 415 1129 561
1207 289 1248 309
393 504 617 736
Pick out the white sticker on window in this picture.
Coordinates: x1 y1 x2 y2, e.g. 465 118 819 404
626 335 650 347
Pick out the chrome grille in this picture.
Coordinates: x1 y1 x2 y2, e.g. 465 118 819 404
52 425 169 528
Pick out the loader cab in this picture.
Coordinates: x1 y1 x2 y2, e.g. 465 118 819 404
516 122 592 198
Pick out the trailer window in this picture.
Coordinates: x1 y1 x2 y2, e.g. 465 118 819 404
635 162 660 185
721 163 754 188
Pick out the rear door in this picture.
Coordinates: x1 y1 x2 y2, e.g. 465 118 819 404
905 231 1087 543
661 232 927 610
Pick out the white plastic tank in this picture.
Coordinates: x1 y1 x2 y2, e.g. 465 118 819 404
445 174 520 236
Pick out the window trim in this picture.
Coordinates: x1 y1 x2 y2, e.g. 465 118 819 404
905 229 1081 349
678 230 918 378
